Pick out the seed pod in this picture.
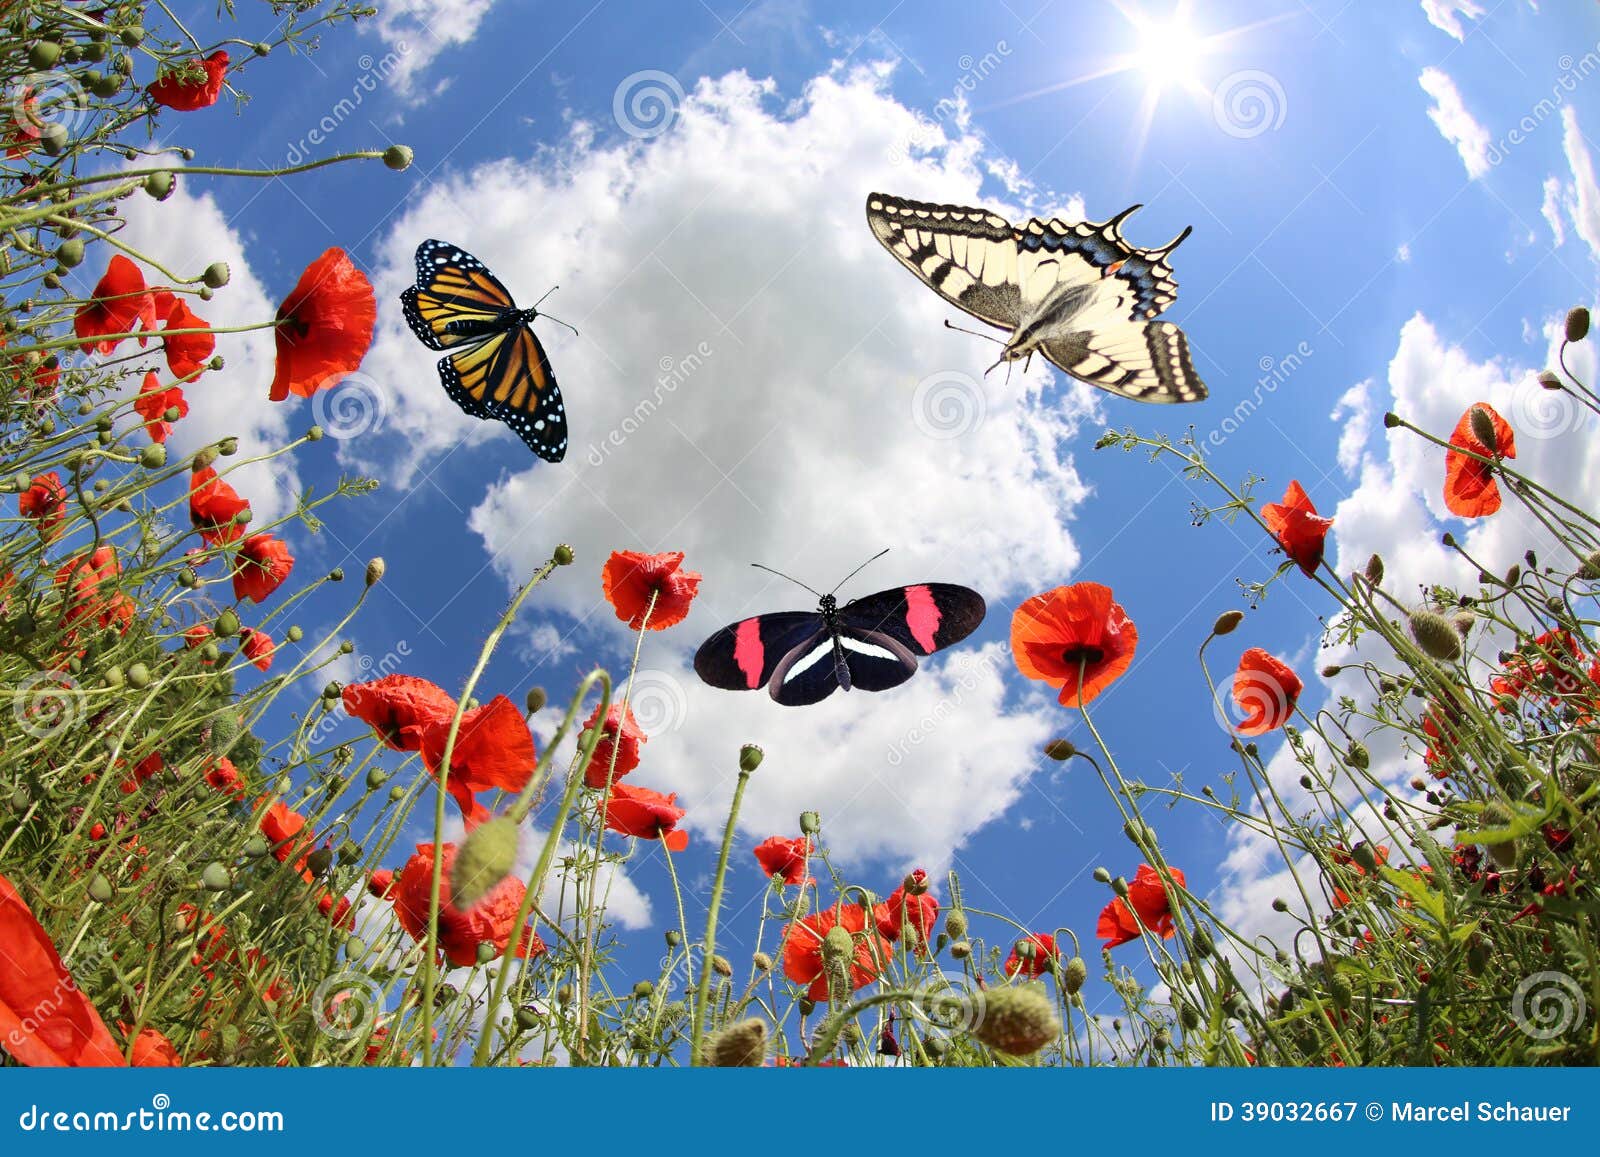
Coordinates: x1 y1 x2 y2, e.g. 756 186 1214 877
88 874 114 903
144 171 175 200
383 145 415 171
632 981 655 999
739 744 764 773
799 810 821 835
553 544 575 566
127 662 151 689
201 862 232 891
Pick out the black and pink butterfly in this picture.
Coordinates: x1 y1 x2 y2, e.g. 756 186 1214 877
694 554 987 707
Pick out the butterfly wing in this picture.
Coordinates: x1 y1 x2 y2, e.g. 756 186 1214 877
695 612 825 691
866 193 1022 329
1013 207 1189 324
1039 321 1206 403
402 240 517 350
839 584 988 655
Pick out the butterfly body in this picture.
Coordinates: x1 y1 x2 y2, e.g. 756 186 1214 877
400 240 570 462
695 583 986 706
865 192 1206 403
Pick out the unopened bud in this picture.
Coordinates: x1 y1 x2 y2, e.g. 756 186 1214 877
752 951 772 972
1364 554 1384 585
383 145 415 171
1537 369 1563 390
451 816 520 907
1212 609 1244 636
1469 406 1498 453
1062 955 1088 994
365 557 385 587
203 262 230 289
1344 741 1369 769
944 909 967 938
712 955 733 977
1566 306 1590 343
703 1018 768 1067
631 981 655 999
144 171 175 200
1409 610 1462 662
973 985 1060 1056
140 443 166 468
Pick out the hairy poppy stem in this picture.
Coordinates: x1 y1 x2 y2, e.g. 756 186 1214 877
689 756 755 1065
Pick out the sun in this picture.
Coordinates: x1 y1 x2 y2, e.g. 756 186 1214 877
1132 11 1205 89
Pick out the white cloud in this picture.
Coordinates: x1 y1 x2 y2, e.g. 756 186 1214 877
1331 378 1372 476
1395 242 1411 263
368 0 500 94
1420 0 1485 40
1541 175 1568 246
1559 107 1600 262
1418 67 1492 180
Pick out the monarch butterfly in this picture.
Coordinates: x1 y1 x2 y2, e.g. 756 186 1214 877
400 239 573 462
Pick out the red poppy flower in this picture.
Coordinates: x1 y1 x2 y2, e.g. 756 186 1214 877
54 546 121 629
118 751 164 795
74 255 155 354
367 869 397 900
232 533 294 603
1003 933 1060 978
317 894 355 931
1097 863 1186 949
782 902 889 1002
581 701 646 788
601 550 703 630
601 782 689 851
1444 403 1516 518
269 248 376 401
239 628 275 672
157 296 214 381
1232 648 1302 735
204 757 245 800
17 472 66 540
753 835 812 885
390 843 546 967
877 869 938 943
4 90 40 158
1011 582 1138 707
1328 844 1390 908
189 467 251 546
343 674 458 753
1422 703 1466 778
127 1027 182 1067
419 695 538 829
0 874 125 1066
148 50 229 111
258 801 309 867
134 373 187 443
1261 480 1333 577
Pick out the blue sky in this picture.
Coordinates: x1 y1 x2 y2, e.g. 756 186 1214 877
125 0 1600 996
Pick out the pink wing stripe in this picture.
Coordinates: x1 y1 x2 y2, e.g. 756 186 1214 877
904 585 941 652
734 618 765 688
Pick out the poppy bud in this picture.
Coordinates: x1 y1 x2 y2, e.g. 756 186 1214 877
214 609 239 638
1468 406 1498 453
1271 897 1288 912
1043 738 1076 761
1328 974 1353 1010
902 869 929 895
452 816 520 908
305 846 334 879
949 940 971 959
632 981 655 999
1383 411 1400 428
1092 866 1111 884
973 985 1059 1056
329 567 345 582
56 239 84 268
28 41 62 68
1299 774 1313 789
1344 741 1369 769
127 662 151 689
1566 306 1590 343
1111 875 1129 898
799 810 821 835
144 171 175 200
525 687 547 713
306 425 325 442
1191 926 1215 957
753 951 772 972
140 443 165 468
944 908 967 938
1537 369 1562 390
1062 955 1088 994
192 446 218 471
1212 609 1244 636
1321 664 1341 678
739 743 764 773
798 997 815 1016
703 1018 768 1067
40 123 68 155
1123 819 1156 849
553 543 575 566
383 145 415 171
365 557 385 587
1408 610 1461 662
1364 554 1384 585
1179 1003 1200 1030
201 862 232 891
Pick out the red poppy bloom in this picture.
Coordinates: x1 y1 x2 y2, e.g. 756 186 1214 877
367 869 397 900
1261 480 1333 577
1011 582 1138 707
601 550 703 630
239 628 275 672
419 695 538 829
0 874 125 1066
1422 703 1466 778
184 623 213 654
232 534 294 604
148 50 229 111
269 248 376 401
581 701 646 788
119 751 164 795
877 869 938 943
1003 933 1060 978
601 782 689 851
1232 648 1302 735
258 801 309 867
317 894 355 931
343 674 458 753
204 757 245 800
753 835 812 885
134 373 187 443
1097 863 1186 949
157 296 214 381
74 255 155 354
17 472 66 540
1328 844 1389 908
390 843 546 967
4 90 40 157
1444 403 1516 518
782 903 889 1002
54 546 121 630
127 1027 182 1067
189 467 251 546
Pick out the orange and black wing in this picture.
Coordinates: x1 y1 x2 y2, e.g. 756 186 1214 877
401 239 517 351
439 324 568 462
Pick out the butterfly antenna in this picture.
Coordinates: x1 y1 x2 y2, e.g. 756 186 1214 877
943 318 1004 346
828 548 890 595
751 562 822 599
531 286 580 336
